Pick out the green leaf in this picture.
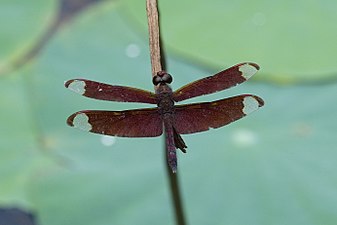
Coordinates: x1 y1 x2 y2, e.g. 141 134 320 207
0 0 54 73
1 2 337 225
122 0 337 84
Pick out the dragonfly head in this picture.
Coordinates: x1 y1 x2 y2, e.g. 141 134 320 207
152 71 173 86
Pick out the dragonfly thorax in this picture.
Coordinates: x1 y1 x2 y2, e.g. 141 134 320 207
156 84 175 114
158 95 174 114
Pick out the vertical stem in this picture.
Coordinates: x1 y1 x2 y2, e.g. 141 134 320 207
146 0 162 76
165 150 187 225
146 1 187 225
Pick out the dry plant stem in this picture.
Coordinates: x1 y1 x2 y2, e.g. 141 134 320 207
146 0 162 76
146 0 187 225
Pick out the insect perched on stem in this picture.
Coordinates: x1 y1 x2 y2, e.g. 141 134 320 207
65 62 264 172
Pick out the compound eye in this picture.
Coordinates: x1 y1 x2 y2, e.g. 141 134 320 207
152 75 162 85
162 73 173 84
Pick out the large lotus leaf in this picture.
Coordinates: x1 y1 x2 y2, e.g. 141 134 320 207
0 2 336 225
0 0 54 73
122 0 337 83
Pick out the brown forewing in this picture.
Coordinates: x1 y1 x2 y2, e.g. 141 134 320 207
172 63 258 102
65 79 157 104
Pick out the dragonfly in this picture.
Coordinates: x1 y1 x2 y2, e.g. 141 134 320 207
65 62 264 173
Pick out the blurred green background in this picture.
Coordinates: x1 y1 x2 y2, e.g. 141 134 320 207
1 0 337 224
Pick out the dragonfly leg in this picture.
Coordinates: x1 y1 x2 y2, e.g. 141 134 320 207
173 127 187 153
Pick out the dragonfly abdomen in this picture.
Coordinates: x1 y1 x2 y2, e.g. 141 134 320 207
164 116 178 173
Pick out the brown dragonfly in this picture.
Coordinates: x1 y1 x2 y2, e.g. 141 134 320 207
65 62 264 172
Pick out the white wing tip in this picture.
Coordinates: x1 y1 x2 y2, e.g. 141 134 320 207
242 96 263 115
72 113 92 131
66 80 86 95
239 63 259 80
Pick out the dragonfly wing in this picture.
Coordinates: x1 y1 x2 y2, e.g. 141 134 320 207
174 95 264 134
173 62 259 102
67 108 163 137
65 79 157 104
